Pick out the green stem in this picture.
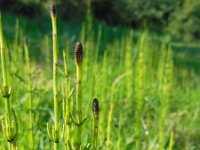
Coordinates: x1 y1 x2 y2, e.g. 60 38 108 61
50 5 60 148
63 50 72 147
5 98 12 134
76 64 82 149
54 142 59 150
0 13 16 147
52 10 59 133
9 142 11 150
93 116 98 150
0 13 8 87
74 41 84 148
168 130 174 150
11 141 17 150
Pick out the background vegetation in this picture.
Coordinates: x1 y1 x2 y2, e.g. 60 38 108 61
1 0 200 41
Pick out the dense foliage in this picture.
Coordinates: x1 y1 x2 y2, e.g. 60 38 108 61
0 0 200 41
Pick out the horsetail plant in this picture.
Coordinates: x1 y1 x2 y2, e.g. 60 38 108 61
74 41 84 149
24 37 33 149
47 4 64 150
0 13 18 149
92 98 99 150
62 50 74 148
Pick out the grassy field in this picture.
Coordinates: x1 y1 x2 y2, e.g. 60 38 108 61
0 8 200 150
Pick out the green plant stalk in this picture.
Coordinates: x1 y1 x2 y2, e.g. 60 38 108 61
4 96 12 131
76 63 82 149
24 39 33 149
0 13 12 148
63 50 75 148
0 14 8 87
75 41 83 149
0 13 16 149
93 117 98 150
62 50 71 146
51 6 59 149
92 98 99 150
168 130 174 150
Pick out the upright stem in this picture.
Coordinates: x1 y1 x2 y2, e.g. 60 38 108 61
11 141 17 150
93 118 98 150
54 143 58 150
1 13 18 150
63 50 72 146
0 13 8 87
0 13 14 147
92 98 99 150
8 142 11 150
50 4 59 150
75 41 83 149
5 98 12 131
76 64 82 149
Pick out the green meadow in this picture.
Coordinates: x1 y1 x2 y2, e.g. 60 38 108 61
0 3 200 150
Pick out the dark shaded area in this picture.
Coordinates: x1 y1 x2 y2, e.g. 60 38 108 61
0 0 43 18
173 45 200 73
0 0 200 41
92 0 180 27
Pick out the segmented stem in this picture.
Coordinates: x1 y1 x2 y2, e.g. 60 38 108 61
0 13 8 87
75 41 83 149
0 12 17 149
92 98 99 150
0 11 11 137
50 4 59 149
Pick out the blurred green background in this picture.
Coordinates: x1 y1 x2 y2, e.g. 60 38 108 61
1 0 200 42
